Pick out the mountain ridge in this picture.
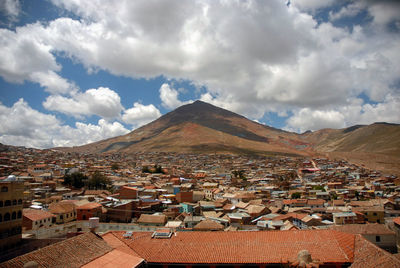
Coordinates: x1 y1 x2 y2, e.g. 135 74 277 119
51 100 399 174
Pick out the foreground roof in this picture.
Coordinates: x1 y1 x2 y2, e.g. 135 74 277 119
108 230 356 264
0 233 112 268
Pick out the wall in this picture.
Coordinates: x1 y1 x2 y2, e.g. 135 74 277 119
0 181 24 252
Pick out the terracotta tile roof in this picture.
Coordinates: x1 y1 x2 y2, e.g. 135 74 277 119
81 248 143 268
49 202 75 214
393 217 400 226
110 230 355 264
307 199 324 205
331 224 395 235
246 205 267 215
193 219 224 231
23 209 55 221
236 201 249 209
350 234 400 267
83 232 144 268
77 202 103 210
84 190 111 196
137 214 167 224
0 232 112 268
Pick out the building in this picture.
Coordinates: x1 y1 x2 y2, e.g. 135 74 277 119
352 206 385 224
117 186 138 199
0 176 24 252
76 202 103 221
22 209 55 231
48 201 76 224
137 214 167 227
331 224 397 253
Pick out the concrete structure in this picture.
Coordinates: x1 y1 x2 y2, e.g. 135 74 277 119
0 177 24 252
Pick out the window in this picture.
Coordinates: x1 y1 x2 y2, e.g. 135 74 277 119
1 186 7 192
376 236 381 242
4 213 10 221
0 201 2 207
12 211 16 220
12 200 17 206
373 212 377 216
17 211 21 219
0 214 2 222
5 200 11 206
18 199 22 205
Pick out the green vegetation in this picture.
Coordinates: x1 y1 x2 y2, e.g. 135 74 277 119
291 192 301 199
312 185 326 192
111 163 119 171
232 170 246 180
87 171 111 190
62 172 88 188
142 164 165 174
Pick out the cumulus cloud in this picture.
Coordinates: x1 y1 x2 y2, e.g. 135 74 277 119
159 83 193 110
122 102 161 128
1 0 400 148
291 0 336 13
286 95 400 132
0 0 21 21
0 23 75 94
41 1 399 118
0 99 129 148
43 87 123 118
329 2 364 21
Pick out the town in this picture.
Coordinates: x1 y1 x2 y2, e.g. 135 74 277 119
1 145 400 266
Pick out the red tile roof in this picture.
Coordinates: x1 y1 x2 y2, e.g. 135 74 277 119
393 217 400 226
0 233 112 268
49 202 75 214
193 220 224 231
109 230 355 264
331 224 395 235
83 232 144 268
23 209 55 221
137 214 167 224
350 234 400 267
77 202 103 210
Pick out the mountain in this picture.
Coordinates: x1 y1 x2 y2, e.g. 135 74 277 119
63 100 313 156
302 122 400 175
302 122 400 157
56 100 400 174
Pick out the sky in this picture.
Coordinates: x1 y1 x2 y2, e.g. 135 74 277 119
0 0 399 149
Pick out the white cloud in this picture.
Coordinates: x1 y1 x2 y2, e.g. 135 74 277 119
286 95 400 132
122 102 161 128
0 99 129 148
41 1 399 120
329 2 364 21
285 108 346 133
43 87 123 118
0 0 399 144
0 0 21 20
291 0 336 12
0 23 75 94
159 83 192 110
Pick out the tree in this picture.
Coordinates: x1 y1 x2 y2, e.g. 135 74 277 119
291 192 301 199
232 170 246 180
312 185 326 192
111 163 119 171
63 172 88 189
88 171 111 190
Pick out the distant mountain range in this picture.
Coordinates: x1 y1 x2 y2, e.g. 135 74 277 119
58 100 400 163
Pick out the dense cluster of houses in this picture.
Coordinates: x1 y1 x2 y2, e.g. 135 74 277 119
2 146 400 266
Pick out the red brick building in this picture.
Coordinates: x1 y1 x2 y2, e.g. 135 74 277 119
176 191 193 203
76 203 103 221
117 186 138 199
